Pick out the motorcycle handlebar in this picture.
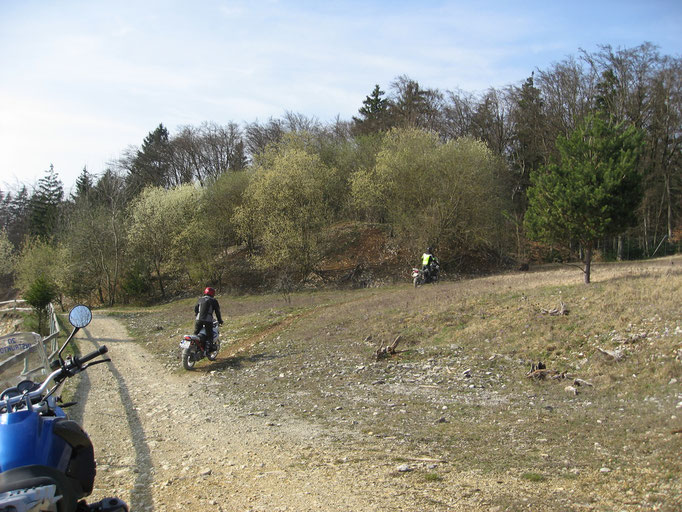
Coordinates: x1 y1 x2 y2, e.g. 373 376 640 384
76 346 108 366
0 346 110 411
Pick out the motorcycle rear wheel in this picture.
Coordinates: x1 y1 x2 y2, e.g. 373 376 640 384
181 347 197 370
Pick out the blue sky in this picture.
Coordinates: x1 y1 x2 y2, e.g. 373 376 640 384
1 0 681 192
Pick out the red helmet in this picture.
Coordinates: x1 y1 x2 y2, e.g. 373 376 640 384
204 287 215 297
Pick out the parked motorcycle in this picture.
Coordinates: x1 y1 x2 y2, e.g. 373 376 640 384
179 321 220 370
412 263 440 287
0 305 128 512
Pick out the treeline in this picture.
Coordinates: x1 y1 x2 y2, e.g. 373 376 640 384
1 43 680 305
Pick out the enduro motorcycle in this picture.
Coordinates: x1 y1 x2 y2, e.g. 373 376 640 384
179 321 220 370
412 263 440 287
0 305 128 512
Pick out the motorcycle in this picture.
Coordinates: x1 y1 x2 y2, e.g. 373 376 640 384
179 321 220 370
0 305 128 512
412 262 440 287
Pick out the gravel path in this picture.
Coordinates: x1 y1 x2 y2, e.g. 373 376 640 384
70 313 436 512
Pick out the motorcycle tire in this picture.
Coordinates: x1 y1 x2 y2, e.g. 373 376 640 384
181 347 197 370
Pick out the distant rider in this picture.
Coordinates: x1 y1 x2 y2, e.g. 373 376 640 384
194 287 223 351
421 247 440 282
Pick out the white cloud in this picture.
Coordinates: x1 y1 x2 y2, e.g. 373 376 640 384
1 0 680 188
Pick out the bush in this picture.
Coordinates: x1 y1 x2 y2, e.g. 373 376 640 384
24 275 57 335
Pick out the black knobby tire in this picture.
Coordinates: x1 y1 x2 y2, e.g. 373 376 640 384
181 347 197 370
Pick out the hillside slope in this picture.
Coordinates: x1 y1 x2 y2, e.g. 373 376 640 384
108 257 681 511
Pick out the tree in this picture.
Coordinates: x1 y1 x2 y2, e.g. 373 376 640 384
525 115 644 283
586 44 682 253
352 84 390 135
244 118 285 161
171 122 247 186
29 165 64 239
177 170 250 285
2 187 30 246
24 275 58 335
0 229 14 280
536 56 594 148
63 170 129 305
127 184 200 298
388 75 444 131
71 167 94 203
507 74 550 259
470 87 513 157
351 127 505 260
14 236 67 310
234 144 336 280
127 124 173 194
441 88 476 140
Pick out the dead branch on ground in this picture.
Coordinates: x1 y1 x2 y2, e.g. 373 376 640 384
375 335 402 360
540 301 569 316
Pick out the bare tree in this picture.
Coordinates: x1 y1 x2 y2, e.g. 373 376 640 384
171 122 246 186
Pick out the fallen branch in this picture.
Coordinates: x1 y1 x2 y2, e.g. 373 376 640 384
375 335 402 360
526 361 565 380
526 369 566 380
540 301 569 316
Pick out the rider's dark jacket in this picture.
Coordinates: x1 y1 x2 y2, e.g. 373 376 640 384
195 295 223 324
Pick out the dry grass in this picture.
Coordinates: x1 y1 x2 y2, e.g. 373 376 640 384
112 256 682 511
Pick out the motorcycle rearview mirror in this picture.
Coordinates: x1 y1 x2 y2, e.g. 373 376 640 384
57 305 93 360
69 305 92 328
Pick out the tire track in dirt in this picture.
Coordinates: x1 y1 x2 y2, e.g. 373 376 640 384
73 318 155 510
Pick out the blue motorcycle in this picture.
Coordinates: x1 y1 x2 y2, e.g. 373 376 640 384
0 305 128 512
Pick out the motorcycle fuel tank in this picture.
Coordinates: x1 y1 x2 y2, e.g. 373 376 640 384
0 410 70 472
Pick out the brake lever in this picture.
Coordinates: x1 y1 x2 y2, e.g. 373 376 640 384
81 358 111 371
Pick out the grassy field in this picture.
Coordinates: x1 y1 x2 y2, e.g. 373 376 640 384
111 256 681 511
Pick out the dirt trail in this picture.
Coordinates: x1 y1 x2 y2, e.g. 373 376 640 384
71 314 439 512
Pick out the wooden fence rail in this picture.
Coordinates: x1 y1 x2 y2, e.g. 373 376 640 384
0 299 32 313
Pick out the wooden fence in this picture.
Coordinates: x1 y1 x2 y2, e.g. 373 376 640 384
0 299 32 313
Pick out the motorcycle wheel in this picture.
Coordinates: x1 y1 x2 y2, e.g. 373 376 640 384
413 276 419 287
207 341 220 361
181 347 197 370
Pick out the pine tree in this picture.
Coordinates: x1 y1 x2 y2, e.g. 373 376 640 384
525 116 644 283
72 167 94 203
29 164 64 239
352 85 390 134
127 124 173 194
5 187 30 245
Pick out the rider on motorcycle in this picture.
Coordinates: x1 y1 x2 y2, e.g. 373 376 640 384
194 287 223 351
421 247 440 282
